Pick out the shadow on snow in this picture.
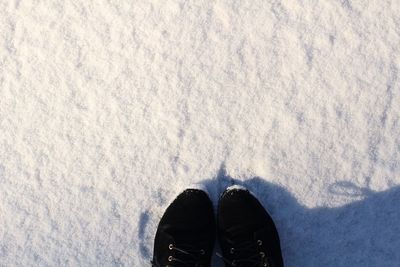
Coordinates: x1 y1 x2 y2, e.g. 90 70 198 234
140 166 400 267
201 167 400 267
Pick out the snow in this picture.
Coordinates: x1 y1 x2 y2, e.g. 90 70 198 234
1 0 400 266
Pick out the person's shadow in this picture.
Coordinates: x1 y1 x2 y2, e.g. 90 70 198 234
201 167 400 267
140 166 400 266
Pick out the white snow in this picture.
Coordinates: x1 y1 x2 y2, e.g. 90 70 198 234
1 0 400 266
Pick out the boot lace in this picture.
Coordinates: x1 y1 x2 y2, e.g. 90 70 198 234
151 243 206 267
216 239 274 267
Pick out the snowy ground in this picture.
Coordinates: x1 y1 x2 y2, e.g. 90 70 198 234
1 0 400 266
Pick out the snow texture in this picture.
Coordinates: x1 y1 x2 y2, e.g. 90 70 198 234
1 0 400 266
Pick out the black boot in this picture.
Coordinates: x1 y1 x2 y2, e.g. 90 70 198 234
152 189 216 267
217 186 284 267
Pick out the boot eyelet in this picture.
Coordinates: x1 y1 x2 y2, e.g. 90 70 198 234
260 252 265 258
230 248 235 254
257 240 263 246
168 244 174 250
232 260 237 266
168 256 173 262
200 249 205 255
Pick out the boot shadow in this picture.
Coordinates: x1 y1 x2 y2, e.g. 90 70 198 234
200 168 400 267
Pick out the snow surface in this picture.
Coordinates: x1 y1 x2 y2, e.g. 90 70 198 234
1 0 400 266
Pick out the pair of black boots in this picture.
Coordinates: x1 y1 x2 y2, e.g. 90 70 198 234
152 186 284 267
